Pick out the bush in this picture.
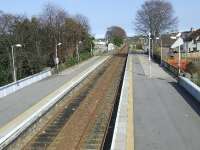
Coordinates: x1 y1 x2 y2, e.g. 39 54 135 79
57 50 92 72
112 36 124 47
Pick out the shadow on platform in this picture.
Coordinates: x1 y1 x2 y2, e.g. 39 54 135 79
169 81 200 117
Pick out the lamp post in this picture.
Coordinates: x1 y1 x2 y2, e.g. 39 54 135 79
90 41 94 56
148 33 151 61
152 38 154 58
170 33 182 75
11 44 22 82
55 42 62 72
148 33 152 78
156 37 163 66
76 41 82 62
90 43 93 56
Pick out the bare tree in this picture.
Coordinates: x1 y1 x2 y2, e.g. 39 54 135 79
135 0 178 37
39 3 69 65
105 26 126 41
75 14 90 34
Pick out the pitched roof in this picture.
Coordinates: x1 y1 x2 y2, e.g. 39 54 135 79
184 29 200 41
181 31 192 41
191 29 200 40
161 33 176 47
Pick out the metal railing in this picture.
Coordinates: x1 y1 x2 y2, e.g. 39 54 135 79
162 60 179 76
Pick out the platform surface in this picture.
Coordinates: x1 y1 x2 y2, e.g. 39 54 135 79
134 53 200 150
0 56 106 128
112 52 200 150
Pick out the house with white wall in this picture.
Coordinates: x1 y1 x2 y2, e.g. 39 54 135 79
108 43 115 51
169 29 200 53
94 40 107 54
197 37 200 51
183 29 200 52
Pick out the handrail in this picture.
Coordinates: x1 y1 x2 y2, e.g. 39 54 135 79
162 60 179 76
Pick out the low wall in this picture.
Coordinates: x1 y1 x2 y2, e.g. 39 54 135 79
162 59 200 102
179 76 200 102
0 69 52 98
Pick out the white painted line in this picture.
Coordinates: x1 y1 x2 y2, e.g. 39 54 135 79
127 55 134 150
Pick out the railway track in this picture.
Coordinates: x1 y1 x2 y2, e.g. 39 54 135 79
6 46 128 150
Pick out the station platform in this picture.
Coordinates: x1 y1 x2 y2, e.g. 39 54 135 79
111 52 200 150
0 56 110 148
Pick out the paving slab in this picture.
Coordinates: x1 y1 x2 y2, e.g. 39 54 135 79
134 53 200 150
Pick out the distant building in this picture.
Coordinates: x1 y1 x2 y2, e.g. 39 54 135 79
169 28 200 53
108 43 115 51
94 39 107 53
184 29 200 52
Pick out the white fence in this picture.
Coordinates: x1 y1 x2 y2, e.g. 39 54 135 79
179 76 200 102
0 68 52 98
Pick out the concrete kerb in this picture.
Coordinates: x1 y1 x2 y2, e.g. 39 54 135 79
179 76 200 102
111 54 134 150
0 56 110 150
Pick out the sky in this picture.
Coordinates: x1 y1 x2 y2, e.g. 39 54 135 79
0 0 200 38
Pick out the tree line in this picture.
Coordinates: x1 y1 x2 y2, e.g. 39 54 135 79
0 3 93 86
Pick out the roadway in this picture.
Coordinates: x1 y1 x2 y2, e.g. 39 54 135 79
133 53 200 150
0 56 107 128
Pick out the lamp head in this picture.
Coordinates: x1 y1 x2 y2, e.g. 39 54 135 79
57 42 62 46
15 44 22 47
176 32 181 37
170 36 176 40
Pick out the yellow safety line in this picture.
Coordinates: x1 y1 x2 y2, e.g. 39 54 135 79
127 55 134 150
